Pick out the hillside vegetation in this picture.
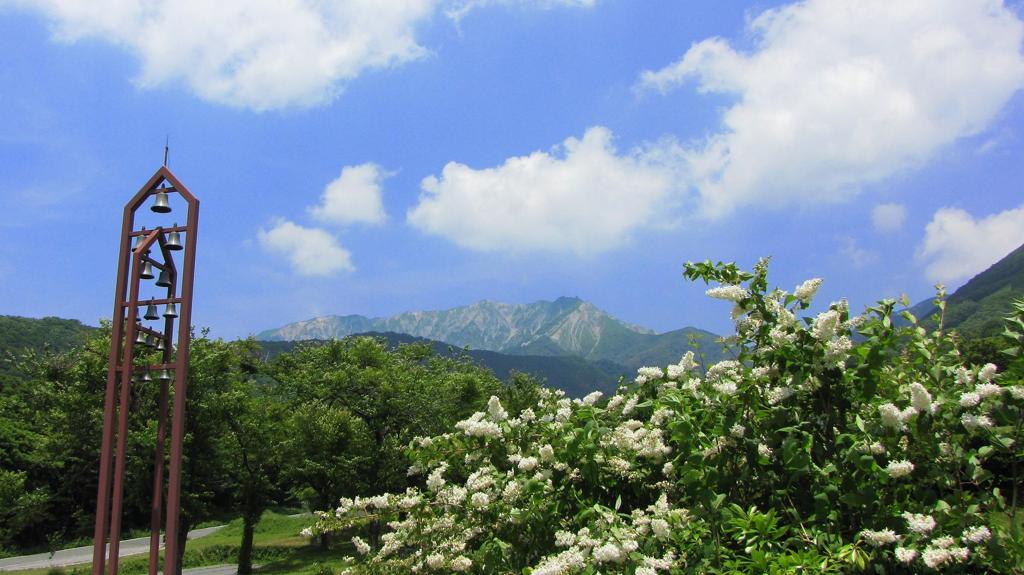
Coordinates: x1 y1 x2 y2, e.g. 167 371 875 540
911 242 1024 338
0 316 95 381
0 315 95 355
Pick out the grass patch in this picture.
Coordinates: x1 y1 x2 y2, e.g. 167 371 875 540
255 543 355 575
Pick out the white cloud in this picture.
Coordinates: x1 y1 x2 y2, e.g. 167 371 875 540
10 0 436 110
838 236 877 269
310 163 388 225
872 203 907 234
639 0 1024 218
446 0 594 21
258 219 354 276
7 0 594 110
918 204 1024 284
407 126 680 255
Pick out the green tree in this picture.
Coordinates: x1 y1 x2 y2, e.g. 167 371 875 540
269 338 503 506
286 401 373 520
166 334 265 575
0 470 48 552
221 377 289 575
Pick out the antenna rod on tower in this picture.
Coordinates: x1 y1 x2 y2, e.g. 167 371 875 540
163 136 170 167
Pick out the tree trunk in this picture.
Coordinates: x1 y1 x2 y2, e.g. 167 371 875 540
238 515 256 575
174 519 190 575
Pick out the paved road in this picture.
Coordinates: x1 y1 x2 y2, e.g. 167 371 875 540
0 525 225 572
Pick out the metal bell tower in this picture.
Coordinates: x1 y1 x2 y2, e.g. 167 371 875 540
92 166 199 575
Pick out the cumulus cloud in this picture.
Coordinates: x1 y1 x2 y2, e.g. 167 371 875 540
918 204 1024 284
872 203 907 234
258 219 354 276
407 126 680 255
639 0 1024 218
310 163 388 225
9 0 437 110
7 0 593 110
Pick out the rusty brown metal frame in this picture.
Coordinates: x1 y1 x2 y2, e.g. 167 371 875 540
93 167 199 575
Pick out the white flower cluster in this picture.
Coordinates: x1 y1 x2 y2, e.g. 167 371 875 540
962 525 991 543
706 360 742 397
921 542 969 569
878 403 916 430
794 278 823 303
961 413 994 432
706 285 748 303
959 391 980 407
956 366 974 385
352 536 371 555
766 385 794 406
487 395 508 421
978 363 998 382
635 366 665 385
885 460 914 479
908 383 933 414
426 463 448 492
604 420 672 459
449 556 472 571
455 408 503 438
902 512 936 535
824 335 853 363
976 382 1003 399
861 528 899 546
812 309 841 342
895 546 917 563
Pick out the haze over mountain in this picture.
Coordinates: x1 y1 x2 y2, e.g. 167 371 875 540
256 297 724 369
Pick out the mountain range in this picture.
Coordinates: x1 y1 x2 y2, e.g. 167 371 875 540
256 296 724 370
257 332 632 397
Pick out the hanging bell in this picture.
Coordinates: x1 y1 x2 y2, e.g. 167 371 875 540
132 228 147 252
146 334 157 348
163 302 178 318
134 330 147 345
155 338 166 352
166 226 183 251
144 298 160 320
156 268 172 288
158 369 172 381
140 259 155 280
141 371 153 382
151 188 172 213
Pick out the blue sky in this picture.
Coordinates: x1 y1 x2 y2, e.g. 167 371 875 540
1 0 1023 339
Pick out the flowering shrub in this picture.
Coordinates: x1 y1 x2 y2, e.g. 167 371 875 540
308 259 1024 573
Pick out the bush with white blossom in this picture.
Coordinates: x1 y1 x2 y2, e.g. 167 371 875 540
307 259 1024 573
